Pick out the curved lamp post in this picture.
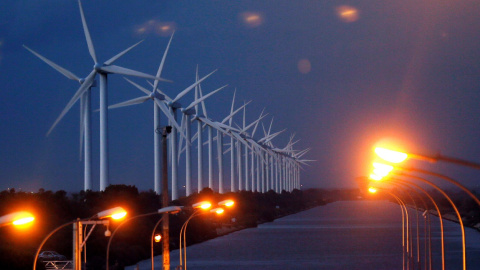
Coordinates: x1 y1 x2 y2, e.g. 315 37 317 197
390 178 442 270
149 206 183 270
396 173 467 270
0 211 35 228
178 201 212 270
368 187 410 270
106 206 182 270
387 182 424 269
371 160 477 270
180 208 224 270
389 180 432 270
179 199 234 270
370 163 447 270
33 206 127 270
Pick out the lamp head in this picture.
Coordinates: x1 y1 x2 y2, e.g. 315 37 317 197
210 208 224 215
158 206 183 215
192 201 212 210
96 207 127 220
218 200 234 207
368 187 378 194
0 211 35 227
375 147 408 163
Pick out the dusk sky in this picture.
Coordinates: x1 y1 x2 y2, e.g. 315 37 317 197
1 0 480 192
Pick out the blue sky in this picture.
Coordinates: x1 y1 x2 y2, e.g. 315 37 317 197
1 0 480 192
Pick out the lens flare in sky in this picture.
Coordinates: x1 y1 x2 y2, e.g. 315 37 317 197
335 5 360 23
297 59 311 74
135 20 176 36
239 12 264 28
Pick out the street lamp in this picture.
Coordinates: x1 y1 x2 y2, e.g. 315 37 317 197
0 211 35 228
368 186 410 270
374 147 480 170
396 173 467 270
178 201 212 270
389 180 432 269
150 206 183 270
178 200 235 270
33 206 127 270
105 206 182 270
179 208 225 270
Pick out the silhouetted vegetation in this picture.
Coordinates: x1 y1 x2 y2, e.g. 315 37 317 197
0 186 325 270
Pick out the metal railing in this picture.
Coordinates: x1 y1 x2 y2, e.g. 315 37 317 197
44 261 73 270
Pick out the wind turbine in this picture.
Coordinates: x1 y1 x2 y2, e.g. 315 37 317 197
177 81 227 196
28 0 170 191
236 107 268 191
106 33 192 194
22 45 95 191
109 69 215 197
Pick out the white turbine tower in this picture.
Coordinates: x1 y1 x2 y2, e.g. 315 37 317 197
239 108 268 191
178 82 227 196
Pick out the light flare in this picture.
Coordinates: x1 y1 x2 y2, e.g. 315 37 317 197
211 208 224 214
375 147 408 163
297 59 311 74
13 216 35 226
335 5 360 23
218 199 234 207
369 173 383 181
111 211 127 220
239 12 264 28
368 187 378 193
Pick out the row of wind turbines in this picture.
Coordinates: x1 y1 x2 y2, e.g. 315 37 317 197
24 0 312 200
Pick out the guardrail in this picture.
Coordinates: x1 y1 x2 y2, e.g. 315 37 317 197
44 260 73 270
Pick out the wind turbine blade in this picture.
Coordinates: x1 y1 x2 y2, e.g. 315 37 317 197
198 81 208 118
268 117 274 136
217 122 241 132
104 40 144 65
124 77 151 95
228 89 236 126
148 81 172 101
23 45 80 81
46 70 96 136
198 117 228 136
100 65 172 82
172 69 217 103
251 108 265 137
221 100 252 124
108 96 150 109
177 114 186 155
186 85 228 110
243 113 268 133
242 103 246 129
153 31 175 90
265 129 286 143
78 0 97 63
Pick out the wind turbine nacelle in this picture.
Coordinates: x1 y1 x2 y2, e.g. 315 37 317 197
152 92 165 100
168 101 182 109
94 63 103 72
181 108 196 115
